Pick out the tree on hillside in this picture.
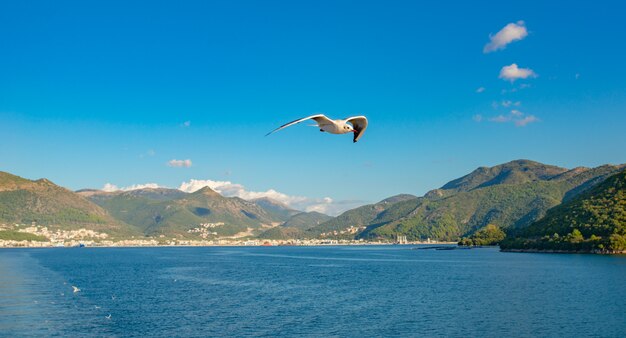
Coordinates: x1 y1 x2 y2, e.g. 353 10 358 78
458 224 506 246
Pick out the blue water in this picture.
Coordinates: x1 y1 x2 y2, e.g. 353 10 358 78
1 246 625 337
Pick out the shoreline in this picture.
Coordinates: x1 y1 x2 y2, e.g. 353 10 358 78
0 240 458 249
501 248 626 255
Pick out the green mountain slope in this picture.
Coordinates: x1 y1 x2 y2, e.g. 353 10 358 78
0 172 134 236
258 211 333 240
441 160 567 192
305 194 417 237
363 162 625 241
303 160 625 241
501 169 626 253
282 211 333 229
251 197 301 221
258 226 305 240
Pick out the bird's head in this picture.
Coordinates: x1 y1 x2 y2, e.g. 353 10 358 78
342 124 356 133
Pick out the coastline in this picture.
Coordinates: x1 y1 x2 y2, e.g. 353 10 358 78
501 248 626 255
0 239 457 249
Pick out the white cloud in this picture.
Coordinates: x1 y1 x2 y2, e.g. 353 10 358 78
501 83 531 94
178 179 363 216
473 114 483 122
501 100 521 108
499 64 537 82
476 87 485 93
181 121 191 127
487 109 539 127
515 115 539 127
484 21 528 53
489 115 511 123
102 183 120 192
167 159 192 167
102 182 162 192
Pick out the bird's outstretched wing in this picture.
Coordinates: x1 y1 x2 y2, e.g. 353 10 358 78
346 116 368 142
266 114 333 136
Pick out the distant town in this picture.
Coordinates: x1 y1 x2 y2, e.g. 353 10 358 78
0 222 442 248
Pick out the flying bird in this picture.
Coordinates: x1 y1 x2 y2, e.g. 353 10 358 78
72 286 80 293
266 114 368 143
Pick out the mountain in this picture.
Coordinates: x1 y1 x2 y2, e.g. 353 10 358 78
85 186 280 238
257 226 305 240
501 169 626 253
0 172 134 237
304 194 417 238
305 160 625 241
78 188 186 202
251 197 301 221
441 160 567 192
281 211 332 229
258 211 333 240
363 161 625 241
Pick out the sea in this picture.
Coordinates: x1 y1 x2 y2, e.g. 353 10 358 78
1 245 625 337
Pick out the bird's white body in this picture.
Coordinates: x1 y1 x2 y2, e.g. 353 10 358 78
318 119 353 134
267 114 368 142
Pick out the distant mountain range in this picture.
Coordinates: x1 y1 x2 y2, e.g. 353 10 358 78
1 159 625 243
78 187 336 239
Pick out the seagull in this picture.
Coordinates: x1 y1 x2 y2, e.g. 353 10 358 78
105 314 112 320
266 114 368 143
72 286 80 293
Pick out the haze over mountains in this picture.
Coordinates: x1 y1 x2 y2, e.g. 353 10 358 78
1 159 625 243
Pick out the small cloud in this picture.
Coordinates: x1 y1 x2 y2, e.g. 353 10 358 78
515 115 539 127
102 183 120 192
167 159 192 167
139 149 156 158
575 73 580 80
499 63 537 82
487 109 539 127
489 115 511 123
181 121 191 127
502 83 532 94
476 87 485 93
484 21 528 53
473 114 483 122
501 100 521 108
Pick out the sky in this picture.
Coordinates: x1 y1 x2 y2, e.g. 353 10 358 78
1 0 626 215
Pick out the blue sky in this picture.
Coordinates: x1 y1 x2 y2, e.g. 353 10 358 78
1 0 626 214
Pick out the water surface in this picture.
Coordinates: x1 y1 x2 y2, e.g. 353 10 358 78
1 246 625 337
